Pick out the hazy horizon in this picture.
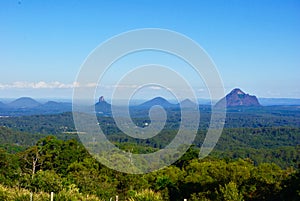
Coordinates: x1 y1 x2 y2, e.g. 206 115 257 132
1 94 300 107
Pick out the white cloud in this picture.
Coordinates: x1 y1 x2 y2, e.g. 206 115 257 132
148 86 162 90
0 81 81 89
86 82 98 88
98 84 138 89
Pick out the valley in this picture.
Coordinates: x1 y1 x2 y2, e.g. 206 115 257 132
0 89 299 200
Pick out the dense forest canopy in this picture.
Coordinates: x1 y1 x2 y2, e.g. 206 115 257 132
0 105 299 200
0 136 299 200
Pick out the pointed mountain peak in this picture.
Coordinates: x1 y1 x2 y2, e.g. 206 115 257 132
96 96 110 106
99 96 105 103
216 88 261 107
95 96 111 115
230 88 245 95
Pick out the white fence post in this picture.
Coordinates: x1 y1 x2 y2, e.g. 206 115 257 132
50 192 54 201
30 193 33 201
116 195 119 201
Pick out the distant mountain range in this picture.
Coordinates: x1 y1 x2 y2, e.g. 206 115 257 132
94 96 200 116
258 98 300 106
1 89 300 116
8 97 41 108
0 97 72 116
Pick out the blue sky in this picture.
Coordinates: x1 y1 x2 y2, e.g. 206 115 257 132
0 0 299 99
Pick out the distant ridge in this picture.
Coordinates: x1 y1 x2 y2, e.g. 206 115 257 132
6 92 300 116
138 97 176 109
0 98 72 116
216 88 261 107
179 99 198 108
0 101 6 108
35 101 72 112
259 98 300 106
44 101 64 107
8 97 41 108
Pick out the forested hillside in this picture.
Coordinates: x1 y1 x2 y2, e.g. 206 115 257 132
0 105 299 200
0 136 299 201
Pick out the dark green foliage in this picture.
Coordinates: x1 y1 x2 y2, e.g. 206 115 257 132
0 148 21 186
30 170 63 193
0 112 75 134
280 167 300 201
0 137 299 200
0 126 47 151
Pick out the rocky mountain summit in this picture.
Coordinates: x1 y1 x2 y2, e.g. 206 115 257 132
216 88 261 107
95 96 112 115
